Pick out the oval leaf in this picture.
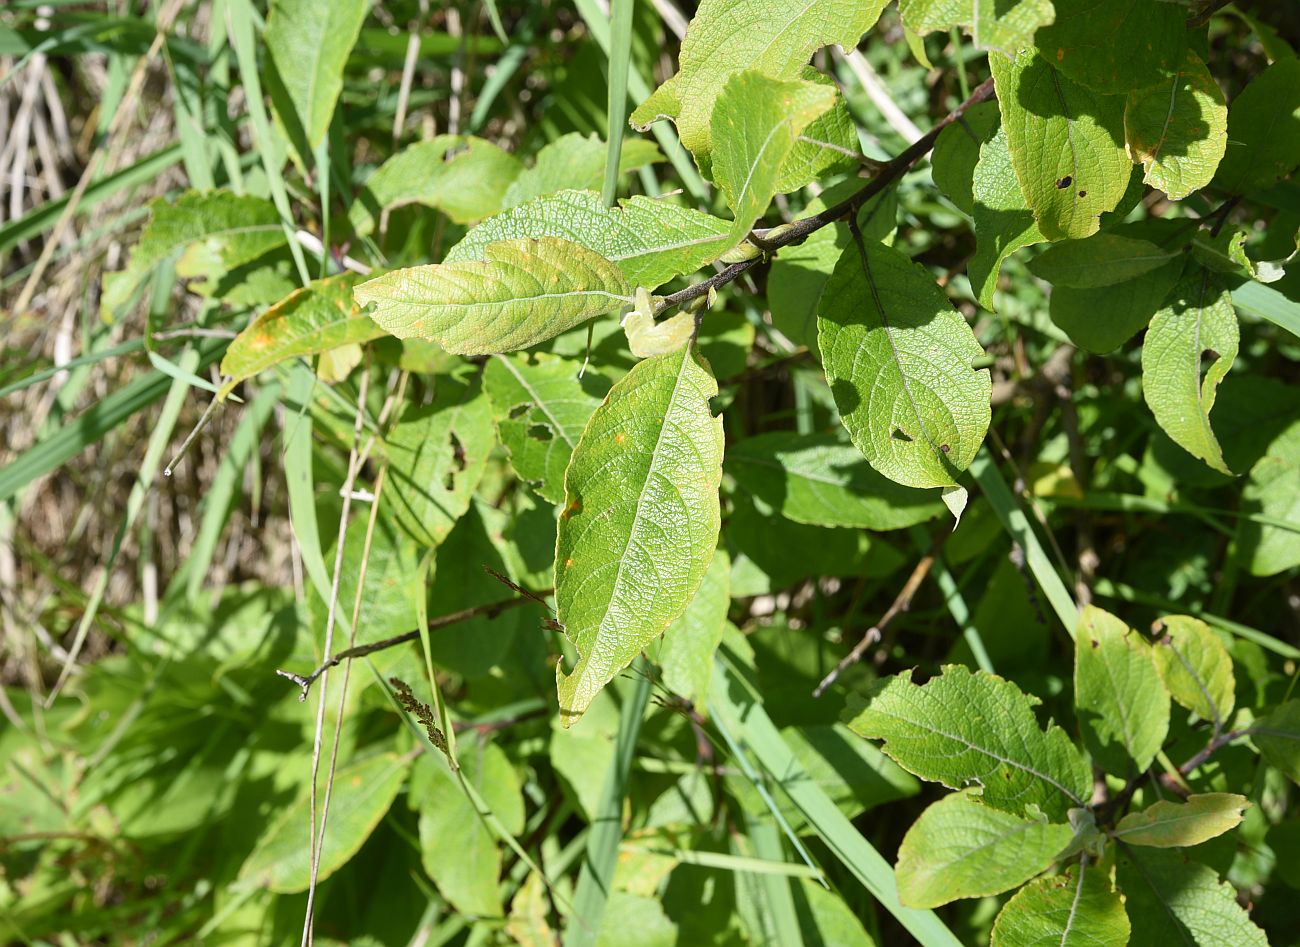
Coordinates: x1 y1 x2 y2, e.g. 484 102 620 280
1117 847 1268 947
1029 233 1177 289
354 237 632 355
1112 793 1249 848
818 237 991 490
554 345 724 726
1125 50 1228 201
1214 57 1300 195
991 862 1130 947
1152 615 1236 726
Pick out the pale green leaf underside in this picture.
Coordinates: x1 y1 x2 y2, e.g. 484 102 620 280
818 238 992 489
711 71 836 249
970 125 1046 310
446 189 731 289
354 237 632 355
629 0 888 172
554 346 723 726
483 352 608 505
991 862 1130 947
1029 233 1178 289
501 133 662 209
1074 604 1169 772
1152 614 1236 725
349 136 523 234
384 374 496 548
900 0 1056 54
1112 793 1249 848
896 792 1073 908
776 67 862 194
219 273 379 397
991 50 1131 241
847 665 1092 820
725 431 945 531
1125 50 1227 201
1141 274 1239 475
239 753 410 893
1117 847 1268 947
265 0 367 149
101 189 285 319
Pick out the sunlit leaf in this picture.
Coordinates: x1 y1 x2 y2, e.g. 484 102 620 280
1151 615 1235 724
991 862 1129 947
1125 50 1227 200
1112 793 1249 848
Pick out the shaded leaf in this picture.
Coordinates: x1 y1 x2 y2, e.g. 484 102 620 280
219 273 380 397
554 346 723 725
818 237 992 490
1112 793 1249 848
1034 0 1187 94
1049 258 1182 353
1125 50 1227 201
1253 699 1300 786
991 862 1130 947
1141 273 1239 474
1116 847 1267 947
1074 604 1169 773
502 133 661 209
629 0 888 173
991 50 1131 241
726 431 945 530
1214 57 1300 194
1029 233 1178 288
1152 615 1235 725
901 0 1056 54
775 68 861 194
932 99 1001 216
846 665 1092 819
355 237 632 355
969 125 1046 309
446 189 731 289
1239 419 1300 577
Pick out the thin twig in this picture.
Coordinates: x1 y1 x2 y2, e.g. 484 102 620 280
276 591 551 700
813 543 939 697
1188 0 1236 29
653 77 997 317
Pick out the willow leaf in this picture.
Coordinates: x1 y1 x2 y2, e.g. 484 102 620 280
991 862 1130 947
354 237 632 355
1214 57 1300 194
1034 0 1186 94
1117 847 1267 947
1141 273 1239 475
1152 615 1235 725
446 189 731 289
501 133 661 209
969 125 1046 310
219 273 380 398
818 237 991 490
630 0 887 173
265 0 366 151
554 346 723 726
1112 793 1249 848
1125 50 1227 201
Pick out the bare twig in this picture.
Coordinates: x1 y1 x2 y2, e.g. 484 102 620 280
1188 0 1236 29
653 77 997 318
813 543 939 697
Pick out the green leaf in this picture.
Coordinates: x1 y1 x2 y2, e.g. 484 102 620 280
1034 0 1187 95
502 133 661 209
1074 604 1169 773
1049 258 1182 353
265 0 367 150
1124 50 1227 200
725 431 945 531
554 345 724 725
239 752 411 893
1116 847 1267 947
218 273 380 397
990 50 1131 241
991 862 1130 947
384 372 496 548
101 190 286 319
629 0 887 173
349 136 524 234
900 0 1056 54
483 352 609 505
818 237 992 490
1214 57 1300 194
1240 420 1300 577
1253 699 1300 785
846 665 1092 819
775 68 861 194
1029 233 1178 288
624 309 695 358
1141 273 1239 475
652 548 730 707
354 237 632 355
969 125 1047 309
1112 793 1249 848
446 189 732 289
415 741 525 918
895 792 1074 908
1152 615 1236 725
932 99 1001 216
710 71 836 248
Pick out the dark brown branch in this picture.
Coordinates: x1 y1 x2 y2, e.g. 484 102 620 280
276 591 550 700
1188 0 1236 29
654 76 998 317
813 542 939 697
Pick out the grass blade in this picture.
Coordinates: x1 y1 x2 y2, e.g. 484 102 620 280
601 0 634 208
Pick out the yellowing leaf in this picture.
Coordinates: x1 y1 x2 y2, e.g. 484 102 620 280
1112 793 1249 848
219 273 380 398
554 346 723 726
354 237 632 355
624 308 695 358
818 237 991 490
1152 615 1236 725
